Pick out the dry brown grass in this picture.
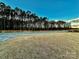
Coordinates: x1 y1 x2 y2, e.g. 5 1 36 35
0 32 79 59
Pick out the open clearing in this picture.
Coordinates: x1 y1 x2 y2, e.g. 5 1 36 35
0 32 79 59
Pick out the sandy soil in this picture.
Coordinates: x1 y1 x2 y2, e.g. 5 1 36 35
0 32 79 59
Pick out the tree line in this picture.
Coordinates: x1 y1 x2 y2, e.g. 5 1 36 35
0 2 69 30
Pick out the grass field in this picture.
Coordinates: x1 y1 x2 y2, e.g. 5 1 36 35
0 32 79 59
